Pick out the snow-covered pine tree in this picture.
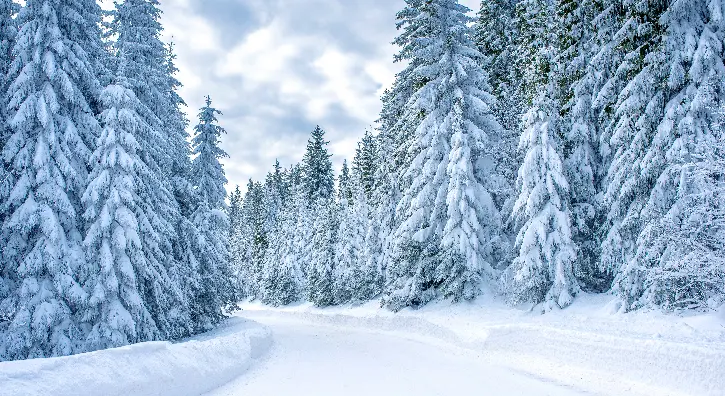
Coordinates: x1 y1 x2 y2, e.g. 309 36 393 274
335 183 381 305
513 0 555 107
594 0 666 283
81 58 162 350
380 0 431 189
0 0 16 349
504 94 579 309
338 159 353 205
383 0 505 311
302 126 335 202
472 0 520 225
110 0 190 338
0 0 17 229
334 185 361 304
307 197 338 307
0 0 103 360
615 0 725 310
300 125 337 305
261 175 303 307
351 130 378 201
262 160 284 237
554 0 608 291
189 96 235 330
363 137 397 303
236 179 267 299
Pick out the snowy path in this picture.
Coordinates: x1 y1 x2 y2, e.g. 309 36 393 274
207 314 586 396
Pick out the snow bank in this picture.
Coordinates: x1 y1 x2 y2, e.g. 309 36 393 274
0 317 272 396
240 295 725 396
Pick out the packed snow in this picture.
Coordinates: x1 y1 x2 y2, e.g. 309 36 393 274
1 295 722 395
207 314 584 396
235 295 725 396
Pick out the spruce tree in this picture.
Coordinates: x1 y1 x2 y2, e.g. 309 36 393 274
352 130 378 201
615 0 725 310
81 59 161 350
307 197 338 307
0 0 102 360
302 126 335 202
338 159 353 205
300 126 337 305
110 0 189 338
261 179 303 307
505 95 579 309
189 96 234 329
0 0 17 217
384 0 506 310
554 0 608 291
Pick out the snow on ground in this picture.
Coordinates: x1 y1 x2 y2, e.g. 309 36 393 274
1 295 722 396
236 294 725 396
0 317 272 396
207 314 586 396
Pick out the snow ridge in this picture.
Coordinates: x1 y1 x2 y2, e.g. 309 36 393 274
0 318 272 396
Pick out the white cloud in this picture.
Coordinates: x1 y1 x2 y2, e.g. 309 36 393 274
153 0 478 193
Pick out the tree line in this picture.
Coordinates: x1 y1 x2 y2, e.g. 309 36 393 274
0 0 235 361
231 0 725 313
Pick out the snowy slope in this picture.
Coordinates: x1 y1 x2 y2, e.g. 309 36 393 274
0 317 272 396
238 294 725 396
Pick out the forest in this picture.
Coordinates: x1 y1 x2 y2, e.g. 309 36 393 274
1 0 724 364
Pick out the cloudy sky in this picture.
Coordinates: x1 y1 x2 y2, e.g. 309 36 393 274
154 0 479 193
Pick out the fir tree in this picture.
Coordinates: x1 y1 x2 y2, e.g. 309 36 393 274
0 0 102 360
384 0 505 310
260 180 303 307
0 0 17 232
338 159 353 205
615 0 725 310
504 95 579 309
81 59 161 350
307 198 338 307
189 96 234 329
554 0 609 291
110 0 189 338
352 130 378 201
302 126 335 202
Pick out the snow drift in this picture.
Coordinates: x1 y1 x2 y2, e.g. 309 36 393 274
0 317 272 396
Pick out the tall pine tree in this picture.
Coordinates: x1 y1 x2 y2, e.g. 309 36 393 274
384 0 506 310
0 0 102 360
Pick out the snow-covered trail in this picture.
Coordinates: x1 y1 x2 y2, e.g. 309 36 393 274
207 314 586 396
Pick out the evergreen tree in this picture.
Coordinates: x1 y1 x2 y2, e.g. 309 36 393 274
384 0 506 310
364 129 400 301
189 96 234 329
352 130 378 201
0 0 17 218
236 180 266 299
110 0 189 338
474 0 522 158
307 198 338 307
338 159 353 205
81 60 161 350
554 0 608 291
335 187 381 304
0 0 102 360
302 126 335 202
614 0 725 310
504 95 579 309
261 178 303 307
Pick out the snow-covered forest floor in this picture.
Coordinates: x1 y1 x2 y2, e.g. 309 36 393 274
3 295 723 396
